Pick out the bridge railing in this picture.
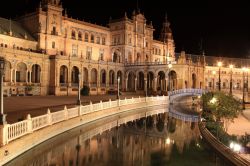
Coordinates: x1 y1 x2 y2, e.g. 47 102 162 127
169 108 200 122
168 88 206 96
1 95 168 146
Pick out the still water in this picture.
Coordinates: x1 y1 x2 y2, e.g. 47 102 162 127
6 105 229 166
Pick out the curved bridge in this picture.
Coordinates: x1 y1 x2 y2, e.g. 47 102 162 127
168 88 207 103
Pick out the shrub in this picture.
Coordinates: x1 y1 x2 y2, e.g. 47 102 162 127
81 85 90 96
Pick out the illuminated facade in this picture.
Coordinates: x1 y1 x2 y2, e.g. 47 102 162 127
0 0 248 96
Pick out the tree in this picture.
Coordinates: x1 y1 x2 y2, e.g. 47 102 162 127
201 91 242 124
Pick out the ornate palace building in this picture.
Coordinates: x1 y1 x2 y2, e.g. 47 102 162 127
0 0 249 96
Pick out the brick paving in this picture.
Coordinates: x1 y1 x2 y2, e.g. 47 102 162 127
3 94 142 124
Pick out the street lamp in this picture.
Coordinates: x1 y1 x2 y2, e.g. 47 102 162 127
0 57 6 124
117 77 120 100
212 71 216 91
145 79 147 101
229 64 233 95
217 61 222 91
77 73 81 105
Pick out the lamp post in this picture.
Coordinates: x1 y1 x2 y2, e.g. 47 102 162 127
117 77 120 100
145 79 147 101
212 71 216 91
242 67 247 110
0 57 6 124
77 73 81 105
217 62 222 91
229 64 233 95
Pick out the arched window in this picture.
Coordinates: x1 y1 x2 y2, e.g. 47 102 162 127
78 32 82 41
71 30 76 39
91 34 94 43
31 64 41 83
102 37 106 45
85 33 89 42
60 65 68 84
96 36 100 44
16 62 27 82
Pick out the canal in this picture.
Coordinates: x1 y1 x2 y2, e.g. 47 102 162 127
5 103 230 166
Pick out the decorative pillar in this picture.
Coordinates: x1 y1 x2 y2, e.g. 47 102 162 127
29 71 32 83
135 78 137 91
10 69 13 83
125 78 128 91
26 71 28 83
14 69 16 83
165 78 168 91
153 77 157 91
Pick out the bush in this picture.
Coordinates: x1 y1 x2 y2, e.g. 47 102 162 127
81 85 90 96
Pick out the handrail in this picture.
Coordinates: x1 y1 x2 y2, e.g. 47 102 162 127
1 96 168 146
199 122 250 166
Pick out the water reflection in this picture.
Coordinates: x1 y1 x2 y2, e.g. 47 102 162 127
6 107 227 166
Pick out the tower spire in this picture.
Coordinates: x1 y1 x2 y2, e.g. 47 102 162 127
165 12 168 22
9 18 12 36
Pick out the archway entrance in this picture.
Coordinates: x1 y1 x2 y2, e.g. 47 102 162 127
192 73 196 88
128 72 135 91
158 71 165 91
100 69 106 86
138 72 144 90
169 71 177 91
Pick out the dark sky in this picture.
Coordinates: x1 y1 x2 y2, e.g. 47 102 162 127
0 0 250 58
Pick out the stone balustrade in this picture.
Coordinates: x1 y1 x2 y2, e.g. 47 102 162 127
0 96 168 146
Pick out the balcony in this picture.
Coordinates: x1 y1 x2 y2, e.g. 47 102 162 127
125 61 167 66
51 31 58 36
60 83 68 87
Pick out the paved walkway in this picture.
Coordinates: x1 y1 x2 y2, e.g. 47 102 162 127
3 94 141 124
227 109 250 136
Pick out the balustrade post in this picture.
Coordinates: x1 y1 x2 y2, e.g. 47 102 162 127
47 109 52 125
118 98 120 107
109 99 111 107
100 100 103 110
139 96 141 102
90 101 93 111
26 114 33 133
64 106 69 120
0 124 9 146
125 97 127 104
78 105 81 116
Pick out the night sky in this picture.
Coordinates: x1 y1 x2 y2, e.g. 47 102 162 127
0 0 250 58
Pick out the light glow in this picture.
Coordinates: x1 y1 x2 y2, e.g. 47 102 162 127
217 61 222 67
210 97 217 104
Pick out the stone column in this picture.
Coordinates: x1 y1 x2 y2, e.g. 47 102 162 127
165 78 168 91
135 78 137 91
125 78 128 91
14 69 16 83
26 71 28 83
153 77 157 91
29 71 32 83
10 69 13 83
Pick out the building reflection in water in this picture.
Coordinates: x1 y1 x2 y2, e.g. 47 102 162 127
6 111 218 166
